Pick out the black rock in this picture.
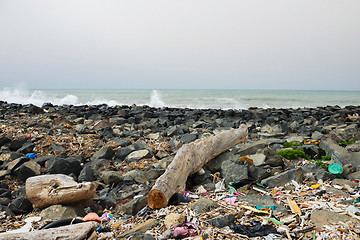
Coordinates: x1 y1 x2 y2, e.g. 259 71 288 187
46 157 82 177
0 188 11 198
0 136 11 147
92 147 115 160
7 157 29 173
112 138 132 147
28 105 43 114
9 197 33 215
35 155 54 167
206 214 236 229
180 133 198 144
248 165 272 182
13 160 41 182
8 138 28 151
264 155 284 167
16 142 35 154
11 186 27 199
117 145 136 161
0 197 11 206
78 165 95 182
118 195 148 216
221 160 248 186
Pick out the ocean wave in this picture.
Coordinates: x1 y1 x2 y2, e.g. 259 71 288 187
0 88 122 107
0 88 76 106
149 89 165 108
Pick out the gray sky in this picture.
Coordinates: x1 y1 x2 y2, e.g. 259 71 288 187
1 0 360 90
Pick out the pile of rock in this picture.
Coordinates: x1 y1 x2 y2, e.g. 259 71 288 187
0 101 359 239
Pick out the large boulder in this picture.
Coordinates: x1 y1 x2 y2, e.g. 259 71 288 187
320 137 360 170
26 174 95 209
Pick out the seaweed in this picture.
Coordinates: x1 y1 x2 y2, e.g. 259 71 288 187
276 149 310 160
321 155 331 161
340 140 355 146
283 141 303 148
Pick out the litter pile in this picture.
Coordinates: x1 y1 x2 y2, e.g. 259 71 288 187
0 101 360 239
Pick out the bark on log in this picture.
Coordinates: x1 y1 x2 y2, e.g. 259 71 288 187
148 125 248 209
0 222 98 240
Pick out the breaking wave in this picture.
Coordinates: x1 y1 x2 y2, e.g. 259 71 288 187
0 88 121 107
149 89 165 108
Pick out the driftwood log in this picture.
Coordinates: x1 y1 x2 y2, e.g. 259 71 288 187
0 222 98 240
148 125 248 209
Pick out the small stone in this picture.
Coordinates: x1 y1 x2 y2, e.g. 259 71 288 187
164 213 185 229
16 142 35 154
118 219 158 238
206 214 235 228
40 205 85 220
8 197 33 215
118 196 147 216
248 153 266 166
99 171 123 186
189 198 219 214
78 166 95 182
92 147 115 160
311 131 323 140
125 149 152 163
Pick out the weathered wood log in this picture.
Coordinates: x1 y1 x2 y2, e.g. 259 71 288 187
26 174 96 209
0 221 98 240
148 125 248 209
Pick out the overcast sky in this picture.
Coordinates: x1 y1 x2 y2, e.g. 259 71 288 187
0 0 359 90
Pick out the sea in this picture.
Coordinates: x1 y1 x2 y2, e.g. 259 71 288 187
0 88 359 110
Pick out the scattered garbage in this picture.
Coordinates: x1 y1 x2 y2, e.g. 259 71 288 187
1 103 360 239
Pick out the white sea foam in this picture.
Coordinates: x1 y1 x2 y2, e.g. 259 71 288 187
1 88 359 109
0 88 122 107
149 90 165 108
0 88 78 106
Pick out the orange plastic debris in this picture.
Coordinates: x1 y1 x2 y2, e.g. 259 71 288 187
213 172 221 184
239 156 254 165
83 212 101 223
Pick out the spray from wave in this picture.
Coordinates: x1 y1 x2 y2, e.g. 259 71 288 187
0 88 79 106
0 88 122 107
149 90 165 108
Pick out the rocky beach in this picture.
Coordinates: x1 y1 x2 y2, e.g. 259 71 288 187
0 101 360 239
